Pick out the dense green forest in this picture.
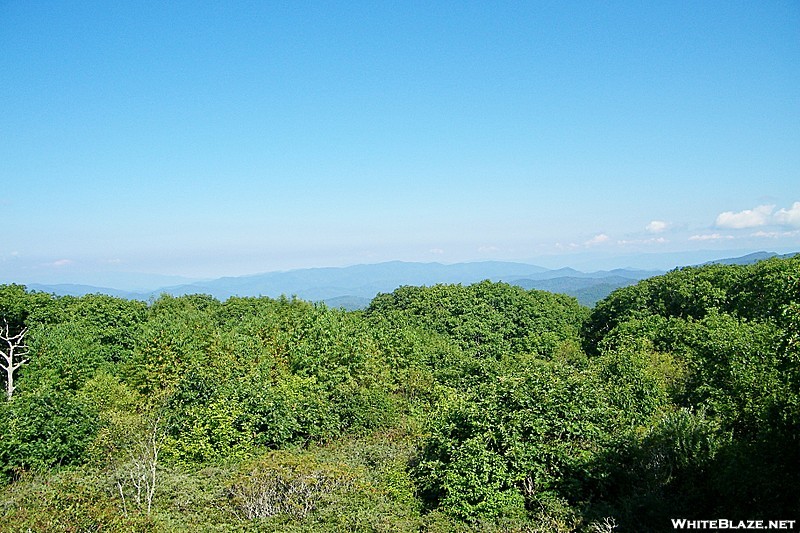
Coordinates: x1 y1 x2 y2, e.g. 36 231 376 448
1 257 798 531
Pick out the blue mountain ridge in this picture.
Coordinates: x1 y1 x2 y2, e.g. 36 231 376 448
24 252 794 309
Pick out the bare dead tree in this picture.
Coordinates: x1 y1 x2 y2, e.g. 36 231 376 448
590 517 618 533
1 320 28 400
228 462 347 520
114 417 163 516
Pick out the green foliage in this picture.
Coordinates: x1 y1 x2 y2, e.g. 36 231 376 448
234 373 337 450
729 255 800 321
368 281 588 360
414 357 616 523
0 468 156 532
679 312 782 435
583 263 743 354
0 261 798 530
582 256 800 526
0 387 99 480
0 284 53 333
124 295 223 396
78 371 147 465
22 322 107 392
287 306 398 432
593 339 684 426
595 408 727 529
164 396 248 464
584 256 800 354
149 298 404 461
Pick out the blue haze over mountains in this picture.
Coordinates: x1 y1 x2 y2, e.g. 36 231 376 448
25 252 794 309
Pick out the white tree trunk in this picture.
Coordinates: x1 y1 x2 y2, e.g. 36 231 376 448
1 321 28 400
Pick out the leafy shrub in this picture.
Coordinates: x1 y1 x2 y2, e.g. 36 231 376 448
413 358 616 522
368 281 588 360
0 387 99 480
22 322 107 392
0 467 156 532
236 373 338 449
594 408 727 529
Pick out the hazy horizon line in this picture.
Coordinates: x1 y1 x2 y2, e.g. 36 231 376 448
5 247 796 294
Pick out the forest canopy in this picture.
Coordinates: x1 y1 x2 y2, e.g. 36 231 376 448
1 256 798 531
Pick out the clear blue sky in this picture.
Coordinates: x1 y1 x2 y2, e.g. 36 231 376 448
2 1 799 284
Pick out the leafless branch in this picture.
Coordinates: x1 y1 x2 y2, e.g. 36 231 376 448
1 319 28 400
113 417 163 516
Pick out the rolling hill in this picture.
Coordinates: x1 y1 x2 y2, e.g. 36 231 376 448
24 252 794 309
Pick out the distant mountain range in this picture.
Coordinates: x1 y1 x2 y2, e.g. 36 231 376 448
699 250 797 266
25 251 796 309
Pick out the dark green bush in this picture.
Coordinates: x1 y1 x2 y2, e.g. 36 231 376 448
0 387 99 480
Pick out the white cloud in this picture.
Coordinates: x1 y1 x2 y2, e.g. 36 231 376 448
751 231 779 239
618 237 668 246
689 233 734 241
585 234 610 246
774 202 800 227
646 220 669 233
52 259 74 267
752 229 800 239
429 248 444 255
555 242 580 250
715 204 774 229
478 245 500 253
